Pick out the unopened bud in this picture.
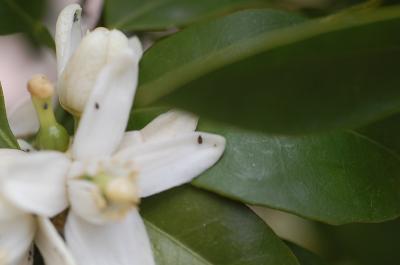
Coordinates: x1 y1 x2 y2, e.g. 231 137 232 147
58 28 132 116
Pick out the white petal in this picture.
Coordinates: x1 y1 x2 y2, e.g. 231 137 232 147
68 179 109 225
7 98 38 138
140 110 198 142
72 50 139 160
115 132 226 197
35 217 77 265
17 140 36 153
55 4 82 76
128 36 143 60
118 131 144 150
0 195 24 221
0 150 27 221
118 110 198 152
0 215 36 265
0 149 26 177
1 152 70 217
65 210 155 265
15 247 34 265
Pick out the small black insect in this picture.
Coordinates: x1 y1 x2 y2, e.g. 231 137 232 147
73 11 79 22
43 103 48 110
197 135 203 144
95 102 100 110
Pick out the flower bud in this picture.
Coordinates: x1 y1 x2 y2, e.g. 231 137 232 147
58 28 131 116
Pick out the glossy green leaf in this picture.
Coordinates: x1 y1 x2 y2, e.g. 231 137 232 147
141 185 299 265
105 0 275 31
128 108 400 224
194 120 400 224
0 0 54 50
0 84 19 149
287 242 330 265
136 6 400 134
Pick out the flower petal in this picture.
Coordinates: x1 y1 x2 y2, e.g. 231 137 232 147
7 98 38 138
141 110 198 142
0 195 24 222
35 217 77 265
0 149 26 177
118 110 198 152
55 3 82 76
72 50 139 160
0 215 35 265
128 36 143 60
1 152 70 217
115 132 226 197
65 210 155 265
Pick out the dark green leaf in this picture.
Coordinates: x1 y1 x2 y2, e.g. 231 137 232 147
318 218 400 265
0 84 19 149
194 121 400 224
128 108 400 225
287 241 330 265
105 0 276 31
136 6 400 134
141 185 299 265
357 113 400 155
0 0 54 50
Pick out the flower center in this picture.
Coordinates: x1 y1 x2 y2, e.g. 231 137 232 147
70 159 140 222
86 171 139 206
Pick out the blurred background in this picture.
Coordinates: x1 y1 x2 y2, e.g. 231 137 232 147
1 1 399 264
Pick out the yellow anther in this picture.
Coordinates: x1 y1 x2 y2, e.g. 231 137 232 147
105 177 139 205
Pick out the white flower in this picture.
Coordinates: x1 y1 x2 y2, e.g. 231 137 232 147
0 149 75 265
66 103 226 264
51 5 226 265
5 3 225 264
56 4 142 117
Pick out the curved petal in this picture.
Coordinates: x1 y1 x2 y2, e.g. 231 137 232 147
115 132 226 197
7 98 38 138
140 110 198 142
65 210 155 265
72 50 139 160
1 152 70 217
0 215 36 265
55 3 82 76
118 110 198 152
35 217 77 265
128 36 143 60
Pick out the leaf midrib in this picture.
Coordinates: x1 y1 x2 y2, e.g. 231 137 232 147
137 6 400 106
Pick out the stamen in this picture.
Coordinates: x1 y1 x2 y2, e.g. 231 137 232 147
105 177 140 205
